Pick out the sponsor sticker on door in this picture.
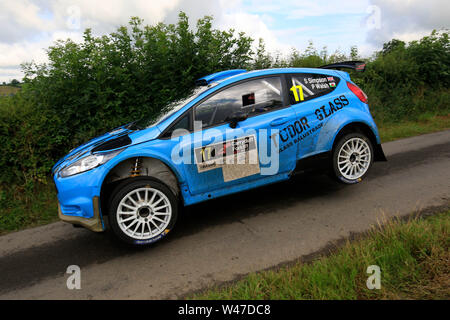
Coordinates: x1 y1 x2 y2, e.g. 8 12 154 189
194 135 260 181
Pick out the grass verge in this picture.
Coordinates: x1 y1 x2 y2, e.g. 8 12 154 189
0 181 58 235
378 114 450 143
0 85 20 96
0 114 449 234
192 210 450 300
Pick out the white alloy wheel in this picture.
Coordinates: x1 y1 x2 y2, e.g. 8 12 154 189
116 187 172 240
336 137 372 180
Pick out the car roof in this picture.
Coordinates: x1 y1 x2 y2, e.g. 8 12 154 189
206 67 337 86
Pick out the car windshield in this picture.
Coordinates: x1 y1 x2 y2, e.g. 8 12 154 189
130 84 216 130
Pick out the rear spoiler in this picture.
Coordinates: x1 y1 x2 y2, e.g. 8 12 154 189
319 60 366 72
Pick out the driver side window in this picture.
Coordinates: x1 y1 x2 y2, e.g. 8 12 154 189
194 77 283 129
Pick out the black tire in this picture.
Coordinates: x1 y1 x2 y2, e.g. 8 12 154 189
108 177 178 246
331 132 374 184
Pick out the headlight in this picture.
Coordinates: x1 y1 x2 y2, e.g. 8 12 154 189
59 149 123 178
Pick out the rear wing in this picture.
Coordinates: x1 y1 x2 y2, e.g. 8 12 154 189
319 60 366 72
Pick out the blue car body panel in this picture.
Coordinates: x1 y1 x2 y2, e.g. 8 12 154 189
53 68 384 228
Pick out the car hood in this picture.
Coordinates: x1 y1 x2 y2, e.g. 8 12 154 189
52 123 161 174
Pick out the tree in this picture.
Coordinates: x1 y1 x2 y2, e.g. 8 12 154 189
381 39 406 55
253 38 272 70
10 79 20 87
350 46 359 60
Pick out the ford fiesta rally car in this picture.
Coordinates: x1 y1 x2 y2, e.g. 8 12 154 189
53 61 386 245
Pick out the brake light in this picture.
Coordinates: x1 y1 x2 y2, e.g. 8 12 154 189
347 82 368 104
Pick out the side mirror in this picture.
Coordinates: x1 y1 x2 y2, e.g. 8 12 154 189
228 111 248 128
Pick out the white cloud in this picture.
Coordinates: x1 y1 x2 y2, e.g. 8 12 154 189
219 12 291 53
236 0 368 19
0 0 54 43
0 39 50 82
0 0 287 82
366 0 450 45
0 0 186 82
284 0 368 19
48 0 182 32
0 41 47 67
0 0 448 82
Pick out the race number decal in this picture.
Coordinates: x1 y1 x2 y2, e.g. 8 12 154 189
194 135 260 182
290 85 304 102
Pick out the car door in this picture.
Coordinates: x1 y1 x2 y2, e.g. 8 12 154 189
286 72 341 159
181 76 298 196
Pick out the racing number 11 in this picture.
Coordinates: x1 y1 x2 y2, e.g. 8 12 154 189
290 85 304 102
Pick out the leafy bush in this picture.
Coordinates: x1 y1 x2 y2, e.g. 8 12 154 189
0 93 55 186
357 30 450 122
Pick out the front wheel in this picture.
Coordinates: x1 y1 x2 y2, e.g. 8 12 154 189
331 132 373 184
108 178 178 246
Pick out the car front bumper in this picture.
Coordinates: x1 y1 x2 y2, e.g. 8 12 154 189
54 166 107 232
58 197 103 232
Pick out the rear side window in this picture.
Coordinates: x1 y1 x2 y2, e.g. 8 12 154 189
194 77 283 129
287 73 340 104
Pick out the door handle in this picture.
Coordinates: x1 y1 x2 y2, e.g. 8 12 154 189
270 117 289 127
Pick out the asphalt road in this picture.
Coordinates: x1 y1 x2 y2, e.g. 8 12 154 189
1 130 449 299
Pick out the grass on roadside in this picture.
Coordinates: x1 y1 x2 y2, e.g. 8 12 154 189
193 211 450 300
0 85 20 96
378 113 450 143
0 181 58 235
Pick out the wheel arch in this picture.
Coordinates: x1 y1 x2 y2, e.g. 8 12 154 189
331 121 386 161
100 156 182 216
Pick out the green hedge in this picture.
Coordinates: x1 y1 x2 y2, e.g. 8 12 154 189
356 32 450 122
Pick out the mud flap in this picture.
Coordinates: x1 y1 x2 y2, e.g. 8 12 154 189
374 144 387 162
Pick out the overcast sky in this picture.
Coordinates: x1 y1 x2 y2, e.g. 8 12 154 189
0 0 448 83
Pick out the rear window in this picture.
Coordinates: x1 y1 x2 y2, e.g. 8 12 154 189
287 73 340 104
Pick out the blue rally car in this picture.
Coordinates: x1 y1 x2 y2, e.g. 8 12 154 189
53 61 386 245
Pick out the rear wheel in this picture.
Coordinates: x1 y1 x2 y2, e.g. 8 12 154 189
108 178 178 246
331 132 373 184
